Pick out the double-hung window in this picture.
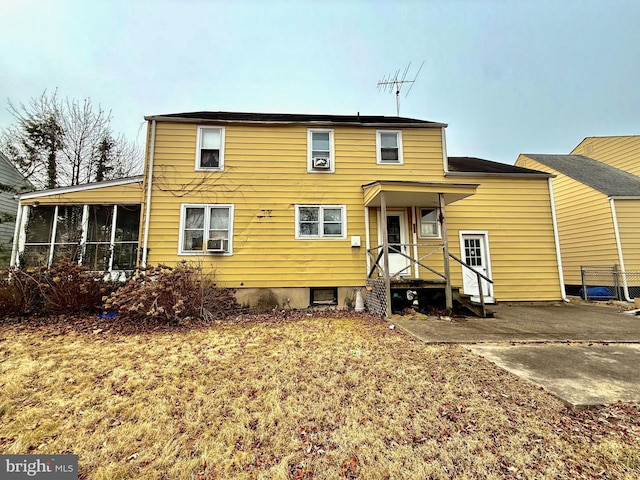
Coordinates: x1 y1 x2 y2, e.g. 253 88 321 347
196 126 225 170
307 129 334 173
180 204 234 254
376 130 403 164
419 208 440 238
296 205 346 239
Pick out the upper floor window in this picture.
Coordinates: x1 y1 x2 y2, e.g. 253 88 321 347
307 129 334 173
376 130 403 164
419 208 440 238
196 126 225 170
295 205 346 239
179 204 234 254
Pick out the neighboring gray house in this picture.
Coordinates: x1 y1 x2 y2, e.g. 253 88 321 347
0 151 31 268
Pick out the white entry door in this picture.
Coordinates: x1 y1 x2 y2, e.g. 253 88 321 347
460 232 494 303
378 210 411 277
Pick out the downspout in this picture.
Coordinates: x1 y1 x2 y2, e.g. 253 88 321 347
141 120 157 267
547 178 568 301
364 206 371 275
441 127 449 173
609 197 631 301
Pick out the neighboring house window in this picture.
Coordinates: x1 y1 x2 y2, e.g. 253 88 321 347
376 130 403 164
307 129 334 173
196 126 225 170
419 208 440 238
296 205 346 239
180 204 234 254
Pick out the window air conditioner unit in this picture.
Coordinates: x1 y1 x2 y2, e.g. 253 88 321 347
206 239 225 252
312 156 330 169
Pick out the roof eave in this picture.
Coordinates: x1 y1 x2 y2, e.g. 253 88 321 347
445 171 555 179
18 176 144 200
143 115 447 129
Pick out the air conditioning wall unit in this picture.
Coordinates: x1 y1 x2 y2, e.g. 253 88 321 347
207 239 225 252
312 156 330 169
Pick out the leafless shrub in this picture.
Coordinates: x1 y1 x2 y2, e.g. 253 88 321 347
0 260 115 317
103 262 240 324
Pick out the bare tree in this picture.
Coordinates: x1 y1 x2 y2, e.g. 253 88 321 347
1 90 142 189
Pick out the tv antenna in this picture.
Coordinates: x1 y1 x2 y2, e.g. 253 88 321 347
377 61 424 116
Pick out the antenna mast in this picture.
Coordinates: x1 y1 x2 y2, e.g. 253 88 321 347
377 61 424 116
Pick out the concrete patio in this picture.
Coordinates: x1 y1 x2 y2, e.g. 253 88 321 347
393 301 640 407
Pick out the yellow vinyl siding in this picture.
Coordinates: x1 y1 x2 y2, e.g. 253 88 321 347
20 182 143 206
145 122 444 287
364 179 562 301
517 155 618 285
144 121 562 299
613 199 640 272
445 178 561 301
572 136 640 176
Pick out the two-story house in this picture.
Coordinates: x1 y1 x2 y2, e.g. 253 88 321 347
11 112 566 316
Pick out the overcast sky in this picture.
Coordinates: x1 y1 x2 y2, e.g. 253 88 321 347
1 0 638 164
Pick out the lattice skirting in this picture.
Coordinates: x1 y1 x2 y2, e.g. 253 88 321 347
366 278 387 317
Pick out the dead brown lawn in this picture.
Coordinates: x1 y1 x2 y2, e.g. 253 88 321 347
1 314 639 479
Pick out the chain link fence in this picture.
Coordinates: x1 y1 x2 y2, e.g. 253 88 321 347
580 265 640 301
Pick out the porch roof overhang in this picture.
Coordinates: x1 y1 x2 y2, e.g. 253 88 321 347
362 180 479 207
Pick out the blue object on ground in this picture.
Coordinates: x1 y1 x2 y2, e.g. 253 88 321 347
98 312 117 318
579 286 614 300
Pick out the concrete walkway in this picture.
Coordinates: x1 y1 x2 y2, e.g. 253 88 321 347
393 302 640 407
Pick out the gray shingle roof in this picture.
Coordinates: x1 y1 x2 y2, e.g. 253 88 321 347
144 111 444 126
448 156 550 175
524 154 640 196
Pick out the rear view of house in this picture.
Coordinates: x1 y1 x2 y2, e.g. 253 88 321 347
12 112 566 315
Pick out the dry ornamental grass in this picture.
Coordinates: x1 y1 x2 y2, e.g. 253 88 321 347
0 314 639 479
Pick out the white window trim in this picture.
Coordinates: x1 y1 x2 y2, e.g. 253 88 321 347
417 207 441 239
295 204 347 239
307 128 335 173
376 130 403 165
178 203 234 255
195 126 225 171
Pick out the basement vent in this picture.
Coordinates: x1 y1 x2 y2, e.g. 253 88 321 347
310 287 338 306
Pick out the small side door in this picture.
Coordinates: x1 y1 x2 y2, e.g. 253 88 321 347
460 232 494 303
378 210 410 277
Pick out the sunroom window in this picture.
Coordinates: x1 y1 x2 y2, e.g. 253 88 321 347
20 204 140 271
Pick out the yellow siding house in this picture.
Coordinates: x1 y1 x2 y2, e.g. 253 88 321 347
516 152 640 300
12 112 565 315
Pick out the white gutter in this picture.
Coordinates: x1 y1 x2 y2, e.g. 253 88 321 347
141 120 156 267
548 178 567 301
609 197 631 301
